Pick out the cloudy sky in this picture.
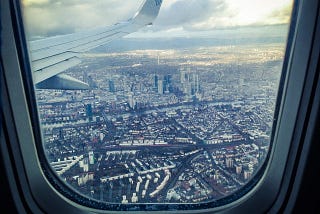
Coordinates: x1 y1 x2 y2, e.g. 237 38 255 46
22 0 293 38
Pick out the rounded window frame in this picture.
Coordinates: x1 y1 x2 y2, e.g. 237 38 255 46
1 0 318 213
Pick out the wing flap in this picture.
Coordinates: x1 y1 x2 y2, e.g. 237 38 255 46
29 24 123 52
34 57 81 84
32 52 80 72
30 28 127 61
71 32 128 52
36 74 89 90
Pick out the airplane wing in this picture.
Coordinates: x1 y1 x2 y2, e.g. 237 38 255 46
29 0 163 90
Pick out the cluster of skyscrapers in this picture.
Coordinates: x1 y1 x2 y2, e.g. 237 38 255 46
37 43 283 204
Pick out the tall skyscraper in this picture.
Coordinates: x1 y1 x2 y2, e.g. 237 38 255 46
128 93 136 109
109 79 115 93
184 82 192 95
180 67 200 97
83 70 88 83
86 104 93 122
180 70 185 83
158 79 164 94
195 74 200 93
88 75 94 88
164 75 172 93
192 73 200 94
154 75 158 90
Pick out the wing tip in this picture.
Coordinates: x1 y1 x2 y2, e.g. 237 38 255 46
133 0 163 25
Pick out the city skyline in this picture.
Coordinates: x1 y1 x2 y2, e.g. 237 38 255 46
36 41 283 204
22 0 290 205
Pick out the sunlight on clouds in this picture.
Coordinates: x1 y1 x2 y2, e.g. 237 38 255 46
266 3 293 25
22 1 143 37
162 0 293 27
22 0 49 6
154 0 293 31
22 0 293 38
226 0 292 26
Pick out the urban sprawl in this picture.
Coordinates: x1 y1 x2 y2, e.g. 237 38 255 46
37 43 284 204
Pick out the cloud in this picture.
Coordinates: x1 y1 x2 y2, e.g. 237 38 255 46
22 0 293 38
22 0 144 37
155 0 229 30
265 3 293 25
22 0 50 6
225 0 293 26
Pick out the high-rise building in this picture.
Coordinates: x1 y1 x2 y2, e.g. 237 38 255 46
86 104 93 121
235 164 242 174
180 70 185 83
164 75 172 93
99 133 104 142
88 75 97 88
154 75 158 90
128 93 136 109
184 82 192 95
193 73 200 93
226 158 234 168
83 158 89 172
180 67 201 97
83 70 88 83
108 79 115 93
158 79 164 94
89 151 94 164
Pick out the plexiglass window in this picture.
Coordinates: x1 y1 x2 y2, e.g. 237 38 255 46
22 0 293 208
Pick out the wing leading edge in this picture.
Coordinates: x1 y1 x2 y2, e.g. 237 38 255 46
29 0 163 90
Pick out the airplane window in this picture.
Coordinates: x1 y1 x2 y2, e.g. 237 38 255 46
21 0 293 210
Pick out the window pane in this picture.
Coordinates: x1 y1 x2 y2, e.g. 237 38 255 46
22 0 293 207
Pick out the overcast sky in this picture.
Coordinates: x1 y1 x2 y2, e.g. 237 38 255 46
22 0 293 38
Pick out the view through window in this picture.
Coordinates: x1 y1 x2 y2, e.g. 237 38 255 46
23 0 293 205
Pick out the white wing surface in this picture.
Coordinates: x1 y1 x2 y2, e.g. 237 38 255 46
29 0 162 90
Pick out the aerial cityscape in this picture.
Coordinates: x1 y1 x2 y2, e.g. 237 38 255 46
35 38 285 204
